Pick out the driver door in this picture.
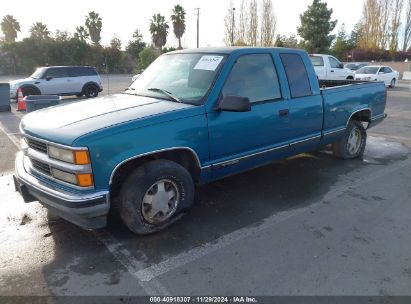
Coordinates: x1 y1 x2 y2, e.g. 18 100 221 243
37 67 70 95
207 53 290 166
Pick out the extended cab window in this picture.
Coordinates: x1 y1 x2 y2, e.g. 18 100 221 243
309 55 324 66
222 54 281 103
280 53 312 98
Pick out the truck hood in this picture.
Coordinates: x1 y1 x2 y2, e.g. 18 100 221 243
21 94 203 145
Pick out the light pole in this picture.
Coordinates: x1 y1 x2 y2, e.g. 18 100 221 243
231 7 235 46
195 8 200 48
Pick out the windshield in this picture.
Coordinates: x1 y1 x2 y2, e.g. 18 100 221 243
127 53 225 104
356 66 379 74
30 67 46 79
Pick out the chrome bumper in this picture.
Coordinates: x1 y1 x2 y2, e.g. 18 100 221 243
14 151 110 229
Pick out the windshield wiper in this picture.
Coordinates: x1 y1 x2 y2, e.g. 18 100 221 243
147 88 181 103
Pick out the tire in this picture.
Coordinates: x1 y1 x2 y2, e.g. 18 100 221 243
118 159 194 235
21 87 39 97
389 78 396 88
84 85 99 98
332 120 367 159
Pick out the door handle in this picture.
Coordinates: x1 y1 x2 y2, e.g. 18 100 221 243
330 70 334 72
279 109 289 117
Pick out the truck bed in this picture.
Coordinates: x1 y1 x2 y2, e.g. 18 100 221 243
318 79 369 89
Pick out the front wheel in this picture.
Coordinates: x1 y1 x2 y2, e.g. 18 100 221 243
119 160 194 235
332 120 367 159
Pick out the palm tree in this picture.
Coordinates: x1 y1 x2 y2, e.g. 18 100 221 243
171 5 186 49
74 26 89 42
149 13 169 51
29 22 50 39
1 15 20 42
85 11 102 45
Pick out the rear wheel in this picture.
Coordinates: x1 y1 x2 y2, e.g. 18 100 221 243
119 159 194 234
84 85 99 98
389 78 396 88
332 120 366 159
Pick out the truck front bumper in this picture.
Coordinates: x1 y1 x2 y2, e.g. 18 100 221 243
14 151 110 229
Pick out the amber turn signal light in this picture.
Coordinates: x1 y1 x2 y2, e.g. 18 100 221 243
76 173 93 187
74 150 90 165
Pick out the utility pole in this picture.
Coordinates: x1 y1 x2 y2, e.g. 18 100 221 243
231 7 235 46
195 8 200 48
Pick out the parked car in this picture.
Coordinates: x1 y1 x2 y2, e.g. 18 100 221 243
14 47 386 235
9 66 103 99
309 54 355 80
344 62 370 71
355 65 400 88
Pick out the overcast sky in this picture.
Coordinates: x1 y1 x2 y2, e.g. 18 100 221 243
1 0 364 48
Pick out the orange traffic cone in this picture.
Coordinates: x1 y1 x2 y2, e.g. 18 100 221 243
16 88 26 111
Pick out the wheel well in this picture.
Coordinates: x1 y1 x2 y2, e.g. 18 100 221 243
350 109 371 124
20 85 41 95
81 82 99 93
346 76 354 80
109 149 201 204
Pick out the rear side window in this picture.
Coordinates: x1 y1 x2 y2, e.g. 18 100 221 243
45 68 69 78
280 53 312 98
222 54 281 103
68 67 98 77
309 56 324 66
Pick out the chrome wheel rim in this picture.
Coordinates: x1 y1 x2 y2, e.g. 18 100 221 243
347 128 361 155
141 179 180 224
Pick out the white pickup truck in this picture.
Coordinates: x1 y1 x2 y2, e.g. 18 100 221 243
309 54 354 80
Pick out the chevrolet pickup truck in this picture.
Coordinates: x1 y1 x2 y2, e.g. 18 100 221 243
14 47 387 234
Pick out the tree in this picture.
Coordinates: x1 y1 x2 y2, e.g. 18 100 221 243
171 4 186 49
275 34 298 48
1 15 20 42
126 29 146 58
247 0 258 46
223 1 236 46
236 0 248 44
331 24 352 60
149 13 169 51
74 26 89 42
404 0 411 51
260 0 277 46
139 47 160 69
29 22 50 40
389 0 404 52
297 0 337 53
349 22 363 49
85 11 102 45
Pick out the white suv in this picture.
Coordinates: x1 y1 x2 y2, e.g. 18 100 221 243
9 66 103 99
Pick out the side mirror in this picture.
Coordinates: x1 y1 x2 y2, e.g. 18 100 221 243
45 76 53 81
338 63 344 69
216 95 251 112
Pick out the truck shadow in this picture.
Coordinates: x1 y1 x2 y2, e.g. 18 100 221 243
40 137 410 292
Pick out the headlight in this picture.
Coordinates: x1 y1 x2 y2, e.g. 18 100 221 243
48 145 90 165
51 168 94 187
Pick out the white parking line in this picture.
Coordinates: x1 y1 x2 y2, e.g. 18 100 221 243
94 230 171 295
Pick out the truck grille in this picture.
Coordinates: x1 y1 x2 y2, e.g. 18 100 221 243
26 138 48 154
30 158 52 176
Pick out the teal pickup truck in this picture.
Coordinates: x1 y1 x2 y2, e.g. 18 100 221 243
14 47 387 234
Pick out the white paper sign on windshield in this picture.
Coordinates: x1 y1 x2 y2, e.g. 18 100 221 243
193 56 224 71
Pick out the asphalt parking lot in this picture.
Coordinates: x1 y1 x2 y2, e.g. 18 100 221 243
1 75 411 298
